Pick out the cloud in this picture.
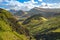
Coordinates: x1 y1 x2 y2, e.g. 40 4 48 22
0 0 16 2
47 3 60 8
0 0 60 11
7 1 23 10
0 0 39 11
41 2 46 6
31 0 35 3
0 0 24 10
23 1 39 11
38 0 43 2
40 2 60 8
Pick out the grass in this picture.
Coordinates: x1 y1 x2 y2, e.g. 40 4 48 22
23 15 60 35
0 8 29 40
0 18 28 40
0 8 60 40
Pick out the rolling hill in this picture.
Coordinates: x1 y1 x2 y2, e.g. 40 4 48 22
22 13 60 40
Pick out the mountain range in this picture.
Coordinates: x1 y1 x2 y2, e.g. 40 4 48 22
9 7 60 19
0 7 60 40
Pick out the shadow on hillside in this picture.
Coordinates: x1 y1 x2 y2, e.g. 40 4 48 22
7 18 30 36
0 37 3 40
33 25 60 40
34 32 60 40
22 14 43 25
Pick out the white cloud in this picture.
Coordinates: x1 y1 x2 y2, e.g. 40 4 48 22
23 1 39 11
0 0 39 11
38 0 43 2
0 0 16 2
0 0 60 11
47 3 60 8
5 1 23 10
30 0 38 3
40 2 60 8
31 0 35 3
0 0 40 11
41 2 47 6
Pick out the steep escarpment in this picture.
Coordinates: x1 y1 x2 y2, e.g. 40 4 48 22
0 8 30 40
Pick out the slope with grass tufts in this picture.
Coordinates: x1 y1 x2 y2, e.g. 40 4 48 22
22 13 60 40
0 8 29 40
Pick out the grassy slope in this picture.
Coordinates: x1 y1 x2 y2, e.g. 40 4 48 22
0 8 60 40
30 16 60 35
23 14 60 35
0 8 28 40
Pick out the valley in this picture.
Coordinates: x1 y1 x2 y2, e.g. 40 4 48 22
0 8 60 40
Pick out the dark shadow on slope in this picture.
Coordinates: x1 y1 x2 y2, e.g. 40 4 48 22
22 14 43 25
34 32 60 40
7 18 30 36
40 25 60 34
0 37 3 40
34 26 60 40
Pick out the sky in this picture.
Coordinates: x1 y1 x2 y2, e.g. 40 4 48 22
0 0 60 11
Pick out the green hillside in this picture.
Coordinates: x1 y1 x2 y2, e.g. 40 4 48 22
0 8 29 40
22 14 60 40
0 8 60 40
29 16 60 35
